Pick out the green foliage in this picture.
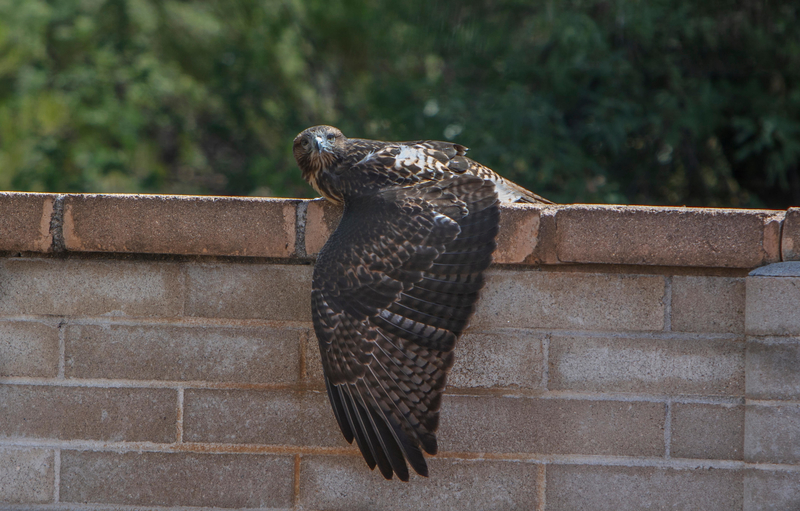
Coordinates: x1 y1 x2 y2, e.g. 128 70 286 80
0 0 798 207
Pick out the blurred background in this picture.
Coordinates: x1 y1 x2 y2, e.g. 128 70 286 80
0 0 798 208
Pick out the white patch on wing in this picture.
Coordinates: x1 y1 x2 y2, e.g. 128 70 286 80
395 145 426 167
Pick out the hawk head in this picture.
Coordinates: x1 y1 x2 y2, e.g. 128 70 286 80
293 125 347 203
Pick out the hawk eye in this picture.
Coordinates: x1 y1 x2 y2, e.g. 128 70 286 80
327 133 335 141
301 139 309 148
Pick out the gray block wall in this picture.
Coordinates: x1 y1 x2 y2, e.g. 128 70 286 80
1 192 799 510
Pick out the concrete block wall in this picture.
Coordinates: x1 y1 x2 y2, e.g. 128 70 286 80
0 192 799 510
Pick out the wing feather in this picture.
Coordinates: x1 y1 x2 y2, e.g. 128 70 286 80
337 383 376 470
312 149 499 480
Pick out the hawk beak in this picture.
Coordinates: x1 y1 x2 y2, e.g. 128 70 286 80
314 136 326 153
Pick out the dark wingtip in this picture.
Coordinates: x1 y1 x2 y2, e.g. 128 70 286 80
325 378 355 443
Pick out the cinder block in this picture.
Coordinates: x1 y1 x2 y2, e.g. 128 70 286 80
546 464 742 511
62 194 298 258
0 192 55 253
0 385 176 443
745 403 800 464
0 320 60 378
472 270 665 331
548 335 744 396
670 403 744 460
782 207 800 261
184 263 312 321
59 450 293 508
671 276 745 333
746 274 800 335
183 389 348 448
448 330 545 389
299 456 539 510
0 448 54 504
746 338 800 400
438 396 664 456
555 205 781 267
744 470 800 511
304 198 341 256
750 261 800 277
0 259 184 317
65 323 302 383
302 329 325 386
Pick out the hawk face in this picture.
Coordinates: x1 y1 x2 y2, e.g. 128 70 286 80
293 125 347 204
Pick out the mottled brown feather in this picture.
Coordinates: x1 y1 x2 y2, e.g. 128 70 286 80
294 125 548 481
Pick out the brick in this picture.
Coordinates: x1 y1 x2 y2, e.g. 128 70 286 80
745 274 800 335
65 323 301 383
494 204 541 264
0 259 184 317
183 389 348 447
0 448 53 504
0 320 59 378
764 212 784 265
546 464 742 511
438 396 664 456
448 330 545 389
472 270 665 331
671 276 745 333
494 204 558 264
62 194 298 258
556 205 781 268
745 402 800 464
670 403 744 460
60 450 293 508
535 206 559 264
304 198 342 256
0 385 176 442
185 263 312 321
746 338 800 400
782 207 800 261
548 335 744 396
0 192 55 253
744 471 800 511
300 456 539 510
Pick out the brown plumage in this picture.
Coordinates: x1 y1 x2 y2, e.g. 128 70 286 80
293 125 550 481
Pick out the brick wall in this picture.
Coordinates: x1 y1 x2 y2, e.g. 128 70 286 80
1 192 799 510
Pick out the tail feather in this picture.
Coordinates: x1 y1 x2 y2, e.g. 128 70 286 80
494 177 553 204
466 161 552 204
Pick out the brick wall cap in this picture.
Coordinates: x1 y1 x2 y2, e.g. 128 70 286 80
0 192 57 253
565 203 779 213
555 203 783 268
61 193 299 258
0 192 791 269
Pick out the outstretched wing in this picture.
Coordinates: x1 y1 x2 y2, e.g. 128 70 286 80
312 172 499 481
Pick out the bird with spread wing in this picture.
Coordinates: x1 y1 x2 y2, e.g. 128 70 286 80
293 125 551 481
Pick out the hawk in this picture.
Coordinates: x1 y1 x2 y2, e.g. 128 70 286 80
293 125 551 481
